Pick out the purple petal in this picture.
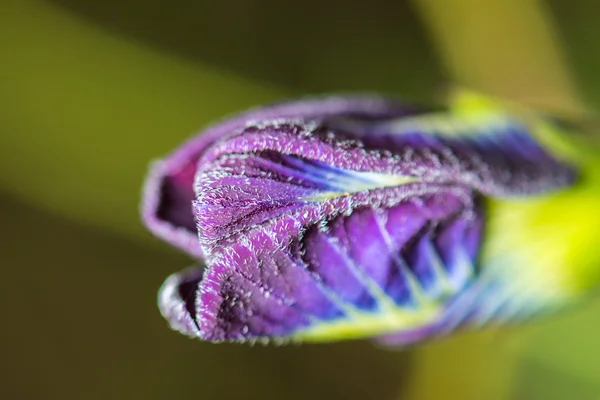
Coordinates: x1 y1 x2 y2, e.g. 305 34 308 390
142 97 419 258
147 96 577 343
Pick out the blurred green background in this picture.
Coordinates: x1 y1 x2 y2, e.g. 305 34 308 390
1 1 599 399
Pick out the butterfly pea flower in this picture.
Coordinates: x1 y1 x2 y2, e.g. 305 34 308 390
142 92 593 345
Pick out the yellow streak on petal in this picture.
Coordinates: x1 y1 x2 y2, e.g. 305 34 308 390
292 302 440 342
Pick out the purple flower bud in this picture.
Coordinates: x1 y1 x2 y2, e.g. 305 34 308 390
142 96 576 344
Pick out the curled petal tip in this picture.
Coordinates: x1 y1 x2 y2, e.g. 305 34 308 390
158 267 204 338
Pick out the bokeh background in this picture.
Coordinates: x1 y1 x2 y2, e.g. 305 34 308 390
1 1 600 399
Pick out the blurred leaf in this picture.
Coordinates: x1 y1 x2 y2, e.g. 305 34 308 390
0 0 287 244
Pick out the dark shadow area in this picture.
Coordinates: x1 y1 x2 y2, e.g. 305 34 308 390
46 0 444 97
0 193 413 400
548 1 600 111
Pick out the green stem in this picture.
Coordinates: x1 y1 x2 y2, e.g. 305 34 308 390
405 1 592 399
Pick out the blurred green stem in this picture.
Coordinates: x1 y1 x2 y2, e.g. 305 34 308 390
403 330 525 400
414 0 586 117
406 1 589 399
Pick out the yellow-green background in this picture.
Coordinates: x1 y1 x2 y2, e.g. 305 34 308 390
1 1 599 399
